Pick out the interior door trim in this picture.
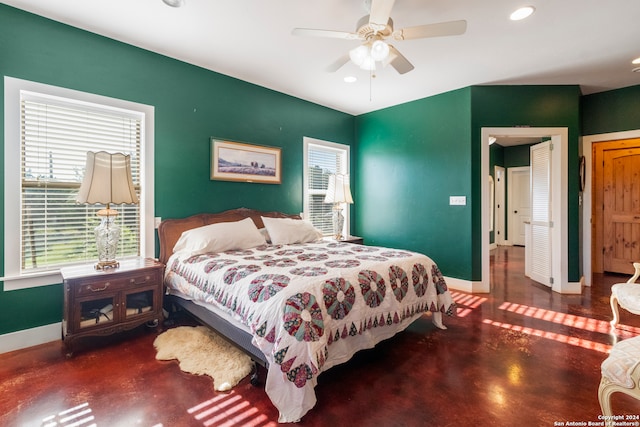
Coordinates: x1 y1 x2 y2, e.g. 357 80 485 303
482 127 573 294
582 130 640 286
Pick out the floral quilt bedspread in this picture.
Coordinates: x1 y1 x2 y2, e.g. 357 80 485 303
164 240 455 422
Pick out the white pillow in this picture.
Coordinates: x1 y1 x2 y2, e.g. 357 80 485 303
173 217 266 256
261 216 323 245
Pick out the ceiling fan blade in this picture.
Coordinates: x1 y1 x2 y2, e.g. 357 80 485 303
327 55 351 72
368 0 396 30
292 28 361 40
393 20 467 41
386 45 414 74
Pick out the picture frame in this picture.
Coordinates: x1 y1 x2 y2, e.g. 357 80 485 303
210 138 281 184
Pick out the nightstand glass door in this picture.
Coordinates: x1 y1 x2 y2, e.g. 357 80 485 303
125 289 154 319
79 297 115 329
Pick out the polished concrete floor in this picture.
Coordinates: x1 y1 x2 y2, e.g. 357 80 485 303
2 246 639 426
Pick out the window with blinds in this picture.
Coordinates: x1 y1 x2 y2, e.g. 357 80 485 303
304 139 350 235
20 95 141 273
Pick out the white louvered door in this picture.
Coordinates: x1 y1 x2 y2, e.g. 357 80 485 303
529 141 552 287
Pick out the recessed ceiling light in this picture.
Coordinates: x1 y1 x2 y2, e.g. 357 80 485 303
344 76 357 83
632 57 640 65
510 6 535 21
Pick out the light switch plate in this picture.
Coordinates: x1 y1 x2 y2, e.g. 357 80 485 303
449 196 466 206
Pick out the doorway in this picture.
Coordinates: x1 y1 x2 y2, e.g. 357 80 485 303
507 166 530 246
582 130 640 286
590 137 640 276
481 127 573 294
494 166 506 246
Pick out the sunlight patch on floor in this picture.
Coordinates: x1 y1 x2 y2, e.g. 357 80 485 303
451 291 488 317
498 301 640 338
40 402 96 427
483 319 612 353
188 393 277 427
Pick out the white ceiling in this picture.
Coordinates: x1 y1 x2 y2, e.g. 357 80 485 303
492 136 542 147
4 0 640 115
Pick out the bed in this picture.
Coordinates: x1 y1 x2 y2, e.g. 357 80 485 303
158 207 455 423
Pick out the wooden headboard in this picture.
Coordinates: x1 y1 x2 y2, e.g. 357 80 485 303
157 207 301 265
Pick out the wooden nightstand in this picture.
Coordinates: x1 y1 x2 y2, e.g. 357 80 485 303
343 236 363 245
61 258 164 355
330 235 364 245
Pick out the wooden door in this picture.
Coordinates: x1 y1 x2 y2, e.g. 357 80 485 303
604 147 640 273
593 138 640 274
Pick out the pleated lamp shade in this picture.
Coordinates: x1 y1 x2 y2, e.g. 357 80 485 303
324 174 354 204
77 151 138 208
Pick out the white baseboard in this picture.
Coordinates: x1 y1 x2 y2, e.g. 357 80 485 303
444 276 490 293
1 277 579 355
580 275 590 287
445 275 582 295
553 280 583 295
0 322 60 355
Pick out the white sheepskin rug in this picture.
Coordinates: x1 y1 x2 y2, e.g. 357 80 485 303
153 325 253 391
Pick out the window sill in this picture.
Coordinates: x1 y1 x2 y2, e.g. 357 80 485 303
2 256 152 291
2 270 64 291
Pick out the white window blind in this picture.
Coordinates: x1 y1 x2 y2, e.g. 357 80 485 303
304 139 349 235
20 95 141 273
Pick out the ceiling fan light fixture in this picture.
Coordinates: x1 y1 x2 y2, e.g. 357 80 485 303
632 57 640 65
349 45 369 66
370 40 390 61
162 0 185 7
510 6 535 21
359 56 377 71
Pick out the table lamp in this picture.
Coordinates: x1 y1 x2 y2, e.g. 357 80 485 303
324 173 353 240
76 151 138 269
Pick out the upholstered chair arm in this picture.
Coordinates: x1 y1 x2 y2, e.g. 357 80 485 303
627 262 640 284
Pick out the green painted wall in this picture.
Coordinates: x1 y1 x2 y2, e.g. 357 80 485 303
582 85 640 135
471 85 582 281
356 85 582 283
490 144 505 171
489 143 533 171
354 88 473 278
504 144 533 168
0 5 354 335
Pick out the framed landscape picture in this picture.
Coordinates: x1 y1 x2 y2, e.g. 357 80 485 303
210 138 281 184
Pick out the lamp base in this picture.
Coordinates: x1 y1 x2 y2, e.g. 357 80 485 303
94 213 121 271
94 260 120 270
331 204 345 241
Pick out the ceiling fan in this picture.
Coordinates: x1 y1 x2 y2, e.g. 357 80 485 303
292 0 467 74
